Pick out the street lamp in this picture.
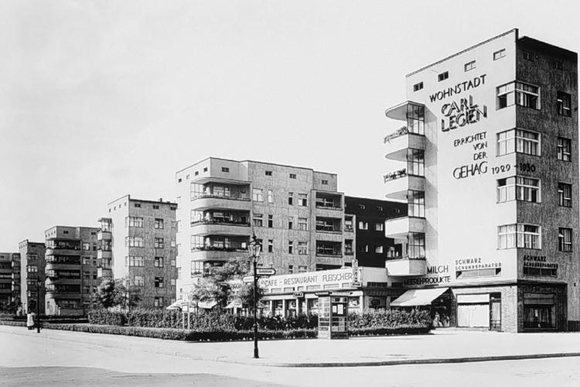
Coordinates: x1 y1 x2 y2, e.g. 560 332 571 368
35 278 42 334
248 234 261 359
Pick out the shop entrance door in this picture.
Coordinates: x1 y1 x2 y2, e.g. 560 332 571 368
490 293 501 331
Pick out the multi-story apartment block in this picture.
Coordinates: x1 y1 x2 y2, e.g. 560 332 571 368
44 226 99 315
344 196 407 268
0 252 20 309
175 158 355 298
18 240 46 314
383 29 579 332
105 195 178 308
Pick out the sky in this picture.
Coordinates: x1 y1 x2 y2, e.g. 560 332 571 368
1 0 579 249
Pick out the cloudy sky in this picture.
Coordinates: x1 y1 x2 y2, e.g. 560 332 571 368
1 0 579 248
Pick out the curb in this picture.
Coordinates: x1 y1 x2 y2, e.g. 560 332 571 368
214 352 580 368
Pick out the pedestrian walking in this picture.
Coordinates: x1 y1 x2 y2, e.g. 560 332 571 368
26 312 35 330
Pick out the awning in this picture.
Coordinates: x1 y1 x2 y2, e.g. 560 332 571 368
226 299 243 309
198 300 218 309
166 299 191 310
390 287 449 307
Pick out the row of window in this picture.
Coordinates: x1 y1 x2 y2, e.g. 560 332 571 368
125 237 176 249
125 256 176 268
496 178 572 206
497 82 572 117
498 224 572 252
109 202 175 212
126 217 166 229
497 128 571 160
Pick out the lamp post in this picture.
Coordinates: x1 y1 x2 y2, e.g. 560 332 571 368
35 278 41 334
248 234 261 359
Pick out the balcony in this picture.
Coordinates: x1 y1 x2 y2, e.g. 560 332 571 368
191 195 251 211
98 268 113 278
45 247 81 256
384 170 425 201
97 250 112 260
385 216 425 238
190 220 252 237
384 129 426 162
45 261 80 271
97 230 112 241
386 257 427 276
191 247 249 262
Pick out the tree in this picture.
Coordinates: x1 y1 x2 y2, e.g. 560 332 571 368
95 278 141 309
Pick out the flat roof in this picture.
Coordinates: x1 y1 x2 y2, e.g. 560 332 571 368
107 194 176 206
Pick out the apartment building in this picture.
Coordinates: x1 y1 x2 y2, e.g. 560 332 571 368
344 196 407 268
105 195 178 308
0 252 20 309
18 241 46 314
44 226 99 315
383 29 579 332
175 158 355 299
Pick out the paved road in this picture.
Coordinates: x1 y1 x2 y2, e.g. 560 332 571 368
1 326 580 387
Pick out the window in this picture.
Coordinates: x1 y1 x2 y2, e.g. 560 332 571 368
413 82 423 91
375 246 384 253
464 60 476 71
498 177 540 203
557 92 572 117
497 82 540 110
155 277 164 288
154 257 164 267
375 223 384 231
134 203 141 208
126 217 144 228
222 167 229 172
554 61 563 70
438 71 449 81
407 103 425 135
358 221 368 230
298 242 308 255
203 167 208 172
288 241 294 254
268 215 273 228
298 218 308 230
265 170 272 176
558 183 572 207
253 214 263 227
154 297 164 307
322 179 328 185
407 149 425 176
493 49 506 60
377 206 383 212
523 51 534 61
127 256 144 267
298 266 307 273
344 218 353 232
407 233 425 258
154 218 164 229
126 237 144 247
252 188 263 202
153 205 159 210
498 224 541 249
408 190 425 217
557 137 572 161
288 192 293 205
268 239 273 253
27 265 38 273
497 129 540 156
298 193 308 206
83 243 90 251
267 190 273 203
289 173 297 179
170 279 176 286
559 228 573 252
345 240 353 255
154 238 164 249
288 217 294 229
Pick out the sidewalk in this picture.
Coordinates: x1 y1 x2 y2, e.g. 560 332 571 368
3 325 580 367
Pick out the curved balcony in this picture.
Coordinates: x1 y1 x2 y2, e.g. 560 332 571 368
384 131 426 162
191 195 251 211
190 220 252 237
385 216 426 238
386 257 427 276
384 171 425 201
191 248 248 262
45 262 80 271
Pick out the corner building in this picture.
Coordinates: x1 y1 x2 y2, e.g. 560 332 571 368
175 158 354 298
384 29 579 332
18 240 46 314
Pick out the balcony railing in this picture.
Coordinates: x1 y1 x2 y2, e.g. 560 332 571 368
191 219 251 227
315 252 343 258
191 246 248 253
383 168 407 183
315 226 341 233
315 202 342 210
191 194 250 202
383 126 408 143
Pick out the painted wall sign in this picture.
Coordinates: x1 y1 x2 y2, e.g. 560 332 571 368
523 255 558 269
429 74 487 102
403 276 451 286
259 269 354 290
441 95 488 132
455 257 501 271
